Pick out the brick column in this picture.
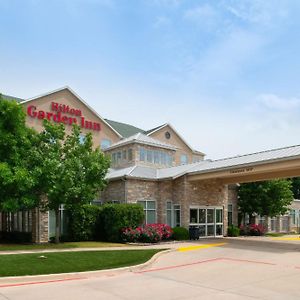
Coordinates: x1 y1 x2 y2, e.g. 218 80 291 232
32 208 49 243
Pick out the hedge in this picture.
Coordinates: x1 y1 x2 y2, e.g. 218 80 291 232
172 227 189 240
67 204 102 241
99 204 144 242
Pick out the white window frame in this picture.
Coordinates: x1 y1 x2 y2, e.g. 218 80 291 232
137 200 157 224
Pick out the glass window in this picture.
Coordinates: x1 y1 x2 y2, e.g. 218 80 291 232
137 200 156 224
139 148 146 161
173 205 181 227
79 134 85 145
166 201 172 226
154 151 160 164
128 149 133 161
146 150 153 163
290 209 296 225
199 209 206 223
216 209 223 223
190 209 198 223
100 139 111 150
122 150 127 160
207 209 214 223
180 154 188 165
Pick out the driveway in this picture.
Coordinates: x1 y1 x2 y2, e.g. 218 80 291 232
1 238 300 300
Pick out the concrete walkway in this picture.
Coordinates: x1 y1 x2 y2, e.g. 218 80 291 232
1 237 300 299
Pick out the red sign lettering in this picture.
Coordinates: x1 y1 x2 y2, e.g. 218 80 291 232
26 103 101 131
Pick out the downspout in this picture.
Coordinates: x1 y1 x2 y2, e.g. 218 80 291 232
122 177 127 203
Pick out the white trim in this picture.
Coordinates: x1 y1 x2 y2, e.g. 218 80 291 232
21 86 122 138
146 123 205 156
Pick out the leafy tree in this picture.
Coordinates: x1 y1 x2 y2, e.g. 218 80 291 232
238 179 294 221
36 120 110 243
0 96 40 216
291 177 300 199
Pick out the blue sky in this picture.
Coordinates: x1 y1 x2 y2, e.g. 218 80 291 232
1 0 300 159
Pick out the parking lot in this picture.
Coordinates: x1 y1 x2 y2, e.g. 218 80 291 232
1 238 300 300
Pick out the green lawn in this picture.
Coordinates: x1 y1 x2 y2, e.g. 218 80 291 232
0 249 162 277
0 241 128 251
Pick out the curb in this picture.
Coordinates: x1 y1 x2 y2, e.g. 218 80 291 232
0 249 172 286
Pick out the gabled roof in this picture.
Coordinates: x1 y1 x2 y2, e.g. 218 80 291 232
106 144 300 181
146 123 205 156
21 86 122 138
105 119 144 138
1 94 24 102
104 132 178 151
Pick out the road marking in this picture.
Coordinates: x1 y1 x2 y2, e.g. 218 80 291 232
271 237 300 241
177 242 226 252
0 277 86 289
135 258 221 274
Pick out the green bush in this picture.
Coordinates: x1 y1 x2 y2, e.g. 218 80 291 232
99 204 144 242
227 225 240 237
67 205 102 241
172 227 189 240
0 231 32 243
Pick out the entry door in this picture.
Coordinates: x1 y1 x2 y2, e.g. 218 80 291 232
189 207 224 237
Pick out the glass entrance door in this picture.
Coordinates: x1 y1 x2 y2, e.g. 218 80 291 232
189 207 224 237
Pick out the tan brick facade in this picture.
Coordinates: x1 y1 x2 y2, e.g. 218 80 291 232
103 177 230 235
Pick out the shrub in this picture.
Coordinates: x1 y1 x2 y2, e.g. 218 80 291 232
239 224 265 236
0 231 32 243
227 225 240 237
249 224 265 236
67 205 102 241
122 224 173 243
172 227 189 240
99 204 144 242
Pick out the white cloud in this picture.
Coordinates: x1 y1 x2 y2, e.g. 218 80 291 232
223 0 289 27
258 94 300 110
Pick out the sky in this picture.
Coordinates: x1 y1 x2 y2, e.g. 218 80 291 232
1 0 300 159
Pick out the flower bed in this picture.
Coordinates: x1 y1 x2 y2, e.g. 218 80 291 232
122 224 173 243
240 224 266 236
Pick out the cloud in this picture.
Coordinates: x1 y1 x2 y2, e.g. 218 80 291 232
222 0 289 27
258 94 300 110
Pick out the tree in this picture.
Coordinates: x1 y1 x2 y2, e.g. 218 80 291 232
238 179 294 222
291 177 300 199
36 120 110 243
0 96 40 216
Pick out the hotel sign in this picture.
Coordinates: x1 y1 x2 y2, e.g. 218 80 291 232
27 102 101 131
229 167 254 174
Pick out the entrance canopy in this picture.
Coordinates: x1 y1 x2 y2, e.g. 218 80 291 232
187 144 300 184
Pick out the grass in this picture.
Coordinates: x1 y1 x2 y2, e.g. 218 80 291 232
265 233 285 237
0 249 162 277
0 241 128 251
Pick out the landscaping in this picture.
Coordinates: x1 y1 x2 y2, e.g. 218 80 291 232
0 249 162 277
0 241 128 252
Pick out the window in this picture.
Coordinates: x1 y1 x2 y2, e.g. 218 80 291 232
290 209 296 225
122 150 127 160
180 154 188 165
137 200 156 224
100 139 111 150
173 204 181 227
193 156 202 163
166 202 181 227
128 149 133 161
79 134 85 145
146 150 153 163
228 204 233 226
139 147 173 166
140 148 146 161
166 202 172 226
258 216 265 226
